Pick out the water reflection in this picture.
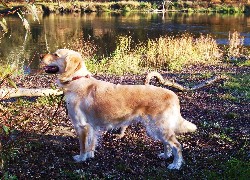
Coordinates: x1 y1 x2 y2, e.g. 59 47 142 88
1 12 250 70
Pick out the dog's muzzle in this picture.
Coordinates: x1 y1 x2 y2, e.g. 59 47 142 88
43 66 59 74
40 54 60 74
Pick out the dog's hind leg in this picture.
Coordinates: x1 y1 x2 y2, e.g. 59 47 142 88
158 143 172 159
146 124 181 169
162 132 183 170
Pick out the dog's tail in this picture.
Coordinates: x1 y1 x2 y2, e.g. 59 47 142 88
177 117 197 134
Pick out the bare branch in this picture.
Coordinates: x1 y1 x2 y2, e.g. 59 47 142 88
145 71 225 91
0 72 225 99
0 88 63 99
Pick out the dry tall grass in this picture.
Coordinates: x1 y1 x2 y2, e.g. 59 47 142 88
60 31 246 75
142 34 222 70
84 33 224 74
93 36 142 75
227 31 244 59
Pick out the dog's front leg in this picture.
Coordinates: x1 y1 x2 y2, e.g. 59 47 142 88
73 124 96 162
115 125 128 139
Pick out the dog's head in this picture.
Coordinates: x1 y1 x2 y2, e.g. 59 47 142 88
40 49 91 84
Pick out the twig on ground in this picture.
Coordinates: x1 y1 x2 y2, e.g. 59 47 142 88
145 71 227 91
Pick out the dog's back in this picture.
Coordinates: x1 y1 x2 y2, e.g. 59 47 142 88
67 77 196 134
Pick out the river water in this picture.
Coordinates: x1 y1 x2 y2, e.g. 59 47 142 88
1 12 250 71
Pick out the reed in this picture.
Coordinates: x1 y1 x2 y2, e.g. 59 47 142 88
142 34 222 70
86 36 142 75
227 31 244 59
85 33 223 74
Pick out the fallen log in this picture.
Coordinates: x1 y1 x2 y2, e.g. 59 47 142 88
0 72 225 99
145 71 225 91
0 88 63 99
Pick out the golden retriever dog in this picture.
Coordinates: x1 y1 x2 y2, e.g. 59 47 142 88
40 49 197 170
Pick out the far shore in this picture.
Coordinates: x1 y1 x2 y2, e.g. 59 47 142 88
0 1 250 15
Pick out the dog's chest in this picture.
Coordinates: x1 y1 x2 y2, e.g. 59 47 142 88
64 90 94 113
65 92 75 104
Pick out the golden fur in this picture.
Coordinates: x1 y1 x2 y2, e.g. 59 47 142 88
40 49 197 170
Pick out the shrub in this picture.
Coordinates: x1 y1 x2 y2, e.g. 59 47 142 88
227 31 245 59
85 33 223 74
142 34 222 71
99 36 142 75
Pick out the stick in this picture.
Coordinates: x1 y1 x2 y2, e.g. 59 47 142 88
0 72 225 99
0 88 63 99
145 71 225 91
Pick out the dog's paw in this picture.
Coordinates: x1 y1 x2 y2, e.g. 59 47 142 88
73 154 87 162
87 151 94 159
158 153 166 159
73 151 95 162
167 162 182 170
114 133 125 140
158 152 172 159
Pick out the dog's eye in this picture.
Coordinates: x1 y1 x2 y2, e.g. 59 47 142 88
53 53 59 57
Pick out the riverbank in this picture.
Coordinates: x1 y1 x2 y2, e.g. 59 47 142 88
1 63 249 179
0 1 250 14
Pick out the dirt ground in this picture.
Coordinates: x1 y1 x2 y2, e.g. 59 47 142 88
0 64 249 179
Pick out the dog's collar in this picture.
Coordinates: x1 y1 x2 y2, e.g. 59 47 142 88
72 75 88 81
62 74 90 85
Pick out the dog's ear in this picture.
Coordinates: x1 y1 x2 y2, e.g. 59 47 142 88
65 54 82 72
60 54 82 82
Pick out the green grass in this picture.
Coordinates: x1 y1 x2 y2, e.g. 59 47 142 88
59 169 91 179
36 94 62 106
210 133 233 142
205 157 250 179
234 59 250 67
2 172 18 180
222 73 250 101
0 64 23 83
